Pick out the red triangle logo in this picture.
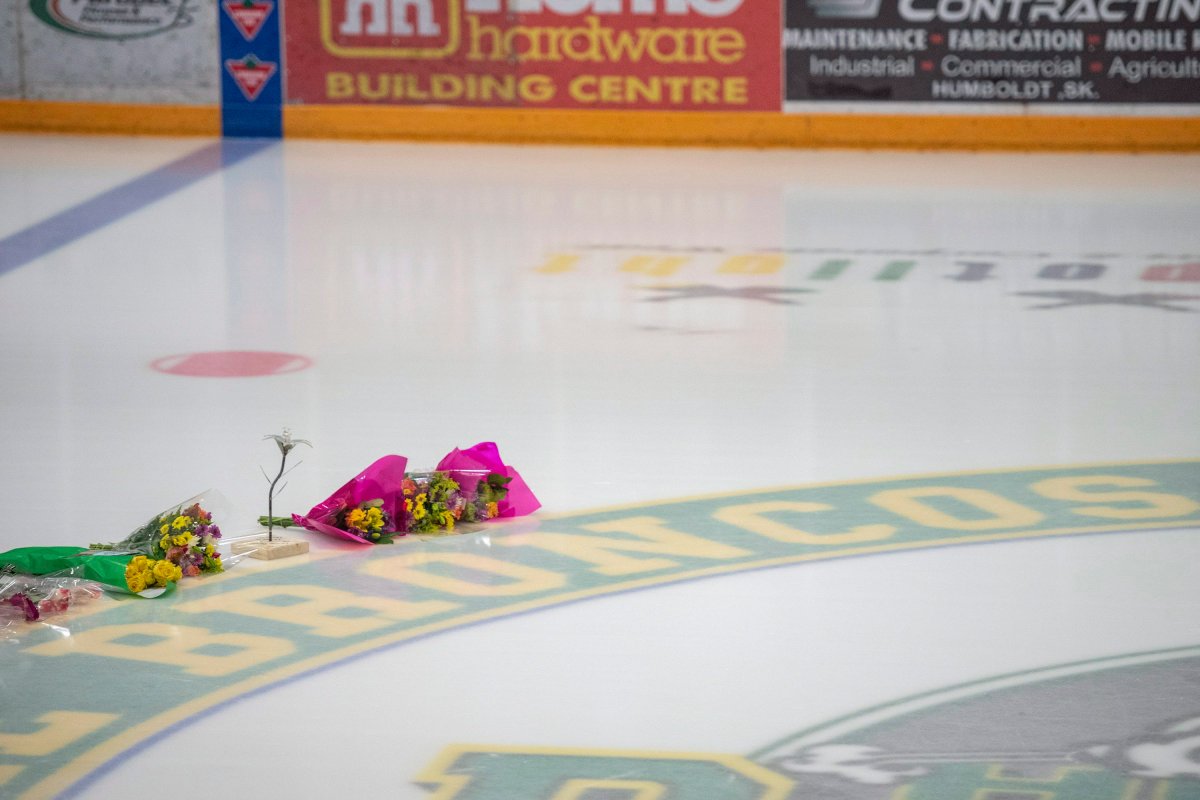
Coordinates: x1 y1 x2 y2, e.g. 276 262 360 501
223 0 273 41
225 56 277 101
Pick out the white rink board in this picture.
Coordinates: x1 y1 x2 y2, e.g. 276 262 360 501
3 0 217 103
0 1 19 97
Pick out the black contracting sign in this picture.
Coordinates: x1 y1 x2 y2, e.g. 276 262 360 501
784 0 1200 104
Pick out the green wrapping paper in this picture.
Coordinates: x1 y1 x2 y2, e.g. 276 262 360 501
0 547 174 598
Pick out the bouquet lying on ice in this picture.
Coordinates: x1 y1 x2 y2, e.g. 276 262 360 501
0 494 226 598
284 442 539 545
1 568 104 625
90 497 225 581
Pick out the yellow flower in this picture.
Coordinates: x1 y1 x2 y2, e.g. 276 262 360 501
205 544 215 557
152 560 177 585
404 499 413 512
442 513 455 531
172 533 195 548
486 502 499 518
141 568 157 587
127 573 146 593
160 524 169 535
130 555 148 571
345 508 367 531
365 507 384 531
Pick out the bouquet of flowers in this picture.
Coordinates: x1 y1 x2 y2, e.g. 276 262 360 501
0 493 228 599
121 555 183 594
434 442 539 521
1 568 104 624
287 455 408 544
401 470 510 533
0 546 177 598
90 496 224 578
290 442 539 544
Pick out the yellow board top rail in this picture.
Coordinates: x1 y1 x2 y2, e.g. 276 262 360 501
2 99 1198 151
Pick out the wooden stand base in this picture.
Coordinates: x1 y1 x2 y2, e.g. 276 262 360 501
232 538 309 560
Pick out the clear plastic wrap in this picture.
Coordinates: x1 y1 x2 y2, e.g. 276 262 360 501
0 568 105 634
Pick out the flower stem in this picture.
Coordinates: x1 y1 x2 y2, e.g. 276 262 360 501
268 450 289 543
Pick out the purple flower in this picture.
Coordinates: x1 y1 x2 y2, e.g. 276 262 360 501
9 593 38 622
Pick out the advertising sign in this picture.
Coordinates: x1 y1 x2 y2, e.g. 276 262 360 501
285 0 781 111
221 0 281 136
29 0 196 39
18 0 217 104
785 0 1200 105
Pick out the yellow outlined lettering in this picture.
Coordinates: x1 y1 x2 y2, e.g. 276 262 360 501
498 516 749 576
718 254 784 274
26 624 294 677
364 552 566 596
176 585 458 637
621 255 689 277
1030 475 1200 519
871 487 1044 530
417 744 794 800
714 501 896 545
554 779 666 799
0 712 117 757
9 460 1198 800
536 254 582 274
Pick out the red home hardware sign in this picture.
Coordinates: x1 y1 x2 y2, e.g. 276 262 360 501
285 0 781 111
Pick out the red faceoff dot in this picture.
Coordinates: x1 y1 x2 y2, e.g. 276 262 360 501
1090 61 1104 72
921 60 935 71
1087 34 1102 45
930 33 944 44
151 351 313 378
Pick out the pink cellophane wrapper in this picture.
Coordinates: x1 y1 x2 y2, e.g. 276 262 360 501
435 442 541 518
292 455 409 544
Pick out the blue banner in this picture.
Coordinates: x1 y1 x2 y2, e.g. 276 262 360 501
218 0 282 138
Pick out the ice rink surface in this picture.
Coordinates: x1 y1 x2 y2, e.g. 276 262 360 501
1 133 1199 799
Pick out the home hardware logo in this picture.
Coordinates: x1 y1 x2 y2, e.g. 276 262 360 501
320 0 747 58
322 0 460 57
